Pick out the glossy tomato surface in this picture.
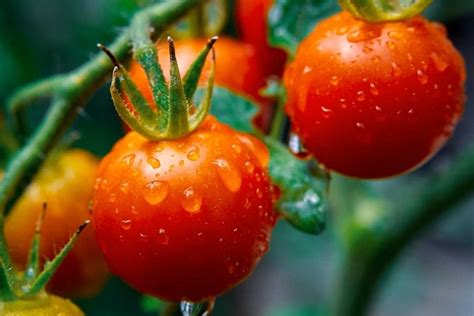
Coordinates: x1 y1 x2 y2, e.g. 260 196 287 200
1 295 84 316
236 0 287 77
92 116 277 302
129 36 267 104
284 12 466 178
5 150 108 298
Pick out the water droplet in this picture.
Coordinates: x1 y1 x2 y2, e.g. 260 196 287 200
303 66 312 74
157 228 169 245
244 161 255 173
371 55 381 63
407 53 413 61
186 145 200 161
94 178 101 190
256 188 264 198
214 159 242 193
387 30 402 40
121 154 135 167
143 181 169 205
139 232 148 241
178 159 185 167
336 26 348 35
147 157 161 169
100 179 108 190
347 28 380 42
120 219 132 230
416 69 428 84
231 144 242 154
321 106 332 117
131 205 138 214
244 197 251 209
356 91 365 101
329 75 339 86
233 227 239 233
430 52 448 72
362 45 373 53
182 187 203 213
386 41 396 49
356 122 365 129
391 62 401 77
155 145 164 152
289 132 310 159
369 83 379 95
108 193 117 203
119 181 129 193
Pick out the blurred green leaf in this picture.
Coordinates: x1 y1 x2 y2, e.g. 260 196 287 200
268 0 340 56
140 295 165 313
210 86 257 133
210 86 328 234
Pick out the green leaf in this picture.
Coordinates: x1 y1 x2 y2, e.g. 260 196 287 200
210 87 328 235
140 295 165 313
209 87 257 133
268 0 340 56
266 137 328 234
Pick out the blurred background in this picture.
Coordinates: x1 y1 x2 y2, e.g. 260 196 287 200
0 0 472 315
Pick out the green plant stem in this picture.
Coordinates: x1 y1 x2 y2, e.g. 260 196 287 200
0 0 202 294
269 96 286 140
331 146 474 316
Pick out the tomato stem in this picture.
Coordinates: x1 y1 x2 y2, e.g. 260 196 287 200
330 146 474 316
338 0 433 22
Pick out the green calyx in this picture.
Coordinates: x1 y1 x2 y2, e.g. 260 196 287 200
101 36 217 141
0 203 89 301
339 0 433 22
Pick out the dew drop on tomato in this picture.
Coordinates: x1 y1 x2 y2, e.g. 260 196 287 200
214 159 242 193
147 157 161 169
157 228 169 245
121 153 135 166
121 219 132 230
186 145 200 161
182 187 203 213
143 181 169 205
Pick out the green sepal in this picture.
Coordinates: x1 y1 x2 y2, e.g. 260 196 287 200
134 43 169 112
0 257 17 300
23 203 47 283
189 47 215 130
182 36 217 101
22 220 90 297
115 66 157 123
338 0 433 22
167 36 190 137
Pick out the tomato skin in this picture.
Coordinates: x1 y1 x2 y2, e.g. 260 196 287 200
236 0 287 77
1 294 84 316
129 36 267 104
5 150 108 298
284 12 466 179
92 116 276 302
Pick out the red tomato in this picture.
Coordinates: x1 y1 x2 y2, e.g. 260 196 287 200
284 12 466 178
129 36 267 105
5 150 108 298
236 0 287 77
92 116 277 302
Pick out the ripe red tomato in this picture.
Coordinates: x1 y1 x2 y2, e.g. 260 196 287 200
92 116 277 302
236 0 287 77
284 12 466 178
5 150 108 298
129 36 267 105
